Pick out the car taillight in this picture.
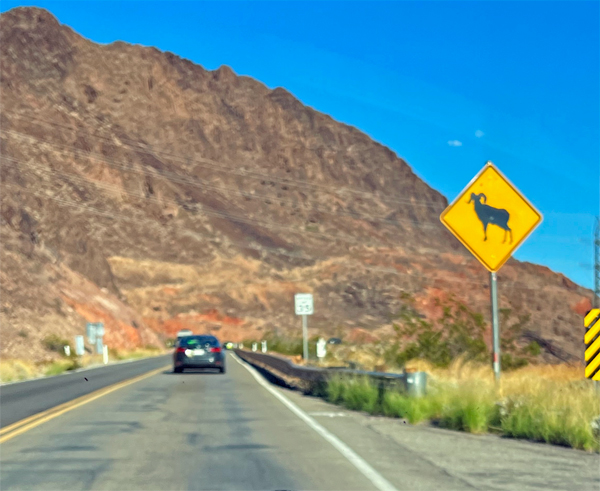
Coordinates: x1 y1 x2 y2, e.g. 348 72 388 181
210 347 221 353
175 347 186 353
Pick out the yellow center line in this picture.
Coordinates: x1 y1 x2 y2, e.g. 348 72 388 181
0 365 169 444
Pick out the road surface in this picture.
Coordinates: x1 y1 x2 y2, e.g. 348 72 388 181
0 352 598 490
0 355 172 428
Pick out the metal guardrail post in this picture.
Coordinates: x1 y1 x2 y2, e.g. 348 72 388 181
404 371 427 397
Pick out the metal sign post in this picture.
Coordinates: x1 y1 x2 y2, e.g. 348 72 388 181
440 162 542 381
302 315 308 361
490 272 501 382
295 293 314 362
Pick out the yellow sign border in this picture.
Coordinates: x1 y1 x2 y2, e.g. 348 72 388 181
440 161 543 272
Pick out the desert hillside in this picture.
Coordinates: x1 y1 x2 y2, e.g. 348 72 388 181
0 7 592 363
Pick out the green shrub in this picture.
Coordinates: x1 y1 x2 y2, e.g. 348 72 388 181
45 357 80 376
438 383 496 434
500 386 600 452
341 377 379 413
391 301 488 368
383 391 441 424
501 353 529 370
42 334 71 354
326 375 347 404
526 341 541 356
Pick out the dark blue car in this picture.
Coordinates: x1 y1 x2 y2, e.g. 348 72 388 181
173 335 226 373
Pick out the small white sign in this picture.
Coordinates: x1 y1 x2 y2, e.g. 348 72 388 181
261 340 267 353
295 293 314 316
95 323 105 337
316 338 327 359
252 342 258 352
75 336 85 356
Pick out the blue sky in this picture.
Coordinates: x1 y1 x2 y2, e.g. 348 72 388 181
2 1 599 289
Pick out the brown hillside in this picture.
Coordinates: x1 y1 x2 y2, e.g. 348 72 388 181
0 7 592 362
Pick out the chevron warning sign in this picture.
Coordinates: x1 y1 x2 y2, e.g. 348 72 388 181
584 309 600 380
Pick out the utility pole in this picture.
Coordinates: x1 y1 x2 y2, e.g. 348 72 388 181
593 217 599 393
594 217 599 309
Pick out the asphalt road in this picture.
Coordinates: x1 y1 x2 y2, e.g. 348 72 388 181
0 354 172 428
0 352 598 491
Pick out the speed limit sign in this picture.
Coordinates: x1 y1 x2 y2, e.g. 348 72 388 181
294 293 314 316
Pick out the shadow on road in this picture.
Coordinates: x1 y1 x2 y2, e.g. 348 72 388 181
162 369 224 375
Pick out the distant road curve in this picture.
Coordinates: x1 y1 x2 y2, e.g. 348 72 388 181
0 354 172 428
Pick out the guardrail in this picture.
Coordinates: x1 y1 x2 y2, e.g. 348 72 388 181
233 349 427 397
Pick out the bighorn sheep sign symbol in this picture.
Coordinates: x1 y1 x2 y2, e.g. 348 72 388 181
440 161 541 272
468 192 513 244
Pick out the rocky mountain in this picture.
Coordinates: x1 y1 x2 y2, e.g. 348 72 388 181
0 7 592 363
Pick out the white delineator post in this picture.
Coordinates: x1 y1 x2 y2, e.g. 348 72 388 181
316 337 327 365
103 345 108 365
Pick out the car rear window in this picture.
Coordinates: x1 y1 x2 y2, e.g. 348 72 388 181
178 336 219 348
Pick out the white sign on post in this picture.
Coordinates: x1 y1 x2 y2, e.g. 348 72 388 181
295 293 313 361
294 294 314 315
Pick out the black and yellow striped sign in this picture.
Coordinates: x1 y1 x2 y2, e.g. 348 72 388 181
585 308 600 380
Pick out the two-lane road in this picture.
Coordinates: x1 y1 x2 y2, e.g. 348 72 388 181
0 355 172 428
1 352 598 490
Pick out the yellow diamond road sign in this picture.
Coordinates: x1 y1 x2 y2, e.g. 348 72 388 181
440 161 542 272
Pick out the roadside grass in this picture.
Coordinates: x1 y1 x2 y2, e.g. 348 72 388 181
44 358 80 376
0 359 38 383
323 358 600 452
108 346 165 361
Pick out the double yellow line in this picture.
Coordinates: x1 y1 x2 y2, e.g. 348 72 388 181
0 365 168 444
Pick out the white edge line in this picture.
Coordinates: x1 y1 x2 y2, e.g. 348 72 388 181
230 352 399 491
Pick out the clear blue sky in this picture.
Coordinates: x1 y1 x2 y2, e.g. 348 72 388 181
2 1 599 289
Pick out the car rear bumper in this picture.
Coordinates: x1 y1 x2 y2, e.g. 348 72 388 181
175 361 224 369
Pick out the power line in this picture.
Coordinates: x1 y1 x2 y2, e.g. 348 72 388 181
594 217 599 308
3 153 590 279
5 114 593 220
0 181 317 262
2 128 450 232
3 113 448 208
2 180 553 293
0 155 411 249
3 126 589 242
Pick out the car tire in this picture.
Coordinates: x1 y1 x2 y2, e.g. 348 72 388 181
174 367 183 373
219 366 226 374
